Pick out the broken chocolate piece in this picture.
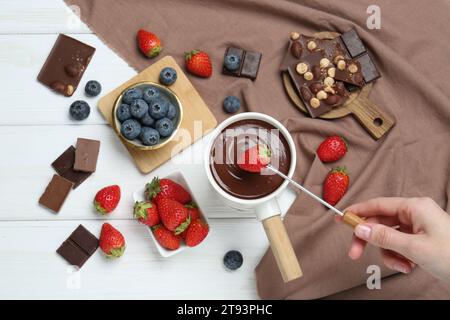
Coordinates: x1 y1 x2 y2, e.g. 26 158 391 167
39 174 73 213
223 47 262 80
356 52 381 83
52 146 92 189
334 59 365 87
37 34 95 97
340 28 366 58
73 138 100 173
56 224 99 268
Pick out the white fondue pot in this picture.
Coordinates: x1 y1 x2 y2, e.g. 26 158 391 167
204 112 302 282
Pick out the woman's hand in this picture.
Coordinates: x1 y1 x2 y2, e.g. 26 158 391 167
340 197 450 283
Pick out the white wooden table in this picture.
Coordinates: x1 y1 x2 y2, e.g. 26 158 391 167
0 0 297 299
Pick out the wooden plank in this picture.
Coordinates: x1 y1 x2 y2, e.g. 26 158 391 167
0 0 91 34
0 219 268 299
0 125 297 220
0 34 135 125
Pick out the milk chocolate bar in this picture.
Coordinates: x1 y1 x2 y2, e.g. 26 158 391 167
52 146 92 189
39 174 73 213
73 138 100 173
37 34 95 97
56 225 98 268
223 47 262 80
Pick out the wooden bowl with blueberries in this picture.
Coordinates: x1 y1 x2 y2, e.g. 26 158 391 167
112 80 183 151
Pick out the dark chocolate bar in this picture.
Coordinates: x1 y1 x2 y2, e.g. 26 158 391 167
222 47 262 80
56 225 99 268
39 174 73 213
52 146 92 189
37 34 95 97
356 52 381 83
73 138 100 173
340 28 366 58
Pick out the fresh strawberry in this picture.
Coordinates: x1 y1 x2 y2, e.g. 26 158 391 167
185 219 209 247
184 50 212 78
317 136 348 163
185 203 201 221
145 177 192 204
152 224 181 250
323 167 349 206
156 196 191 234
137 29 162 58
237 144 271 173
133 201 160 227
99 223 126 258
94 185 121 214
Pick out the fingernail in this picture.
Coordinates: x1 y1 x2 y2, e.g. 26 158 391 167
393 264 410 274
355 224 371 240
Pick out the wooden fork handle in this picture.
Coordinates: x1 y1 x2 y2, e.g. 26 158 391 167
343 211 365 228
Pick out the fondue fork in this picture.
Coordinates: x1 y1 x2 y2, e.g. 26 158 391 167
266 165 364 228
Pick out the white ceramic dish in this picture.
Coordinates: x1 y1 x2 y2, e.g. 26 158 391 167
133 171 211 257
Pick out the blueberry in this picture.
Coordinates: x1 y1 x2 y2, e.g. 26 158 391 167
223 96 241 114
84 80 102 97
159 67 177 86
149 98 169 119
69 100 90 120
140 112 155 127
155 118 174 137
122 87 143 104
140 127 160 146
224 53 241 71
223 250 243 270
130 99 149 119
120 119 141 140
167 102 177 120
116 103 131 122
143 86 160 104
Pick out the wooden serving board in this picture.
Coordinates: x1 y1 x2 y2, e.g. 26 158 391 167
283 32 395 140
98 56 217 173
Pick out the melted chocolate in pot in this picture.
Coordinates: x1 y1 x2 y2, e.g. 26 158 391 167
210 119 291 200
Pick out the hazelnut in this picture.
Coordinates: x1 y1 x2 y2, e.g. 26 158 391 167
300 86 313 101
348 63 358 73
325 94 340 106
303 71 314 81
290 41 303 59
324 86 336 94
309 97 320 108
311 65 322 80
327 67 336 78
337 60 346 71
307 40 317 51
324 77 335 87
335 82 347 96
319 58 330 68
316 90 328 100
50 81 66 94
296 62 308 75
309 82 323 94
65 85 74 96
64 63 82 78
290 32 300 41
333 54 345 64
353 73 364 85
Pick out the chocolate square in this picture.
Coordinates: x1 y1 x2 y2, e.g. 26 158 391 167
37 34 95 97
222 47 245 76
240 51 262 80
356 52 381 83
73 138 100 173
56 240 89 268
39 174 73 213
340 28 366 58
52 146 91 189
69 225 99 256
56 224 98 269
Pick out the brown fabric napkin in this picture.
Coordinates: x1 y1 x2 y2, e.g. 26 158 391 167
65 0 450 299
